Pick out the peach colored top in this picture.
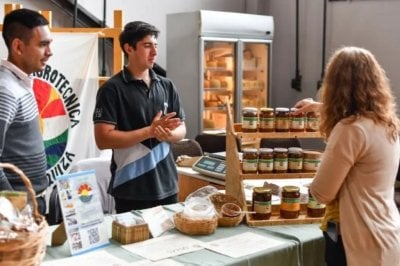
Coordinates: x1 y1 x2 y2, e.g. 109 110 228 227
311 117 400 266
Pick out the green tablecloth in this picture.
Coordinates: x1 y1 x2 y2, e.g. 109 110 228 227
44 206 325 266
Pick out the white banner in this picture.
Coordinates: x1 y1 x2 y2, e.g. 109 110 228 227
0 32 100 183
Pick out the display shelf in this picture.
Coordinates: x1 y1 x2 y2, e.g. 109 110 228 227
224 102 323 226
240 172 315 180
233 124 322 139
246 204 323 227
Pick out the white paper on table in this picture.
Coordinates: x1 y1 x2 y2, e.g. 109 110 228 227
130 258 185 265
203 232 286 258
140 206 175 237
122 234 204 261
42 249 129 266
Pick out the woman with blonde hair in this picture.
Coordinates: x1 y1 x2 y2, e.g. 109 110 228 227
295 47 400 266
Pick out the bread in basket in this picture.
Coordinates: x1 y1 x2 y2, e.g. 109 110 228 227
0 163 48 266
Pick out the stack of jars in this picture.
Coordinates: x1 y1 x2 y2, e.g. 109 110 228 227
242 147 322 174
242 106 319 133
251 185 326 220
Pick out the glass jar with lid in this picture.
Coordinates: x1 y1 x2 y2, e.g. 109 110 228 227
307 188 326 217
242 148 258 174
242 107 258 132
288 147 303 173
275 107 290 132
280 185 301 219
258 148 274 174
306 111 319 132
259 107 275 132
290 108 305 132
303 150 322 172
273 147 288 173
252 187 272 220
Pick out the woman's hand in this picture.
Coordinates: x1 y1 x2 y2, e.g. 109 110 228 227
293 98 322 114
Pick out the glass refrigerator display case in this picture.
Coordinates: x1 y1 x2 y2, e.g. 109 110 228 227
167 10 274 138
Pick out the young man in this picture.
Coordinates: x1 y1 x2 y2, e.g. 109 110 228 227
93 21 186 213
0 9 53 214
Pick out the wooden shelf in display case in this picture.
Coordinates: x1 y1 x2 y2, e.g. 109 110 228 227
246 204 322 227
224 102 323 226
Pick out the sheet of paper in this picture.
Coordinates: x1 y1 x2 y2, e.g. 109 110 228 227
130 259 185 265
42 249 129 266
203 232 286 258
140 206 175 237
55 170 109 255
122 234 204 261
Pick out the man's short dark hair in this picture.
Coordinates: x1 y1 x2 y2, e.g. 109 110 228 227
119 21 159 55
2 8 49 49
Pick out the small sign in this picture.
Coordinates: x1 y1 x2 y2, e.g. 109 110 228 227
55 170 109 255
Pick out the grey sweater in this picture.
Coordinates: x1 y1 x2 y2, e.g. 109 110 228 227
0 60 48 193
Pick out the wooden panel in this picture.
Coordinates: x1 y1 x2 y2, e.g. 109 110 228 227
246 204 323 226
178 174 224 202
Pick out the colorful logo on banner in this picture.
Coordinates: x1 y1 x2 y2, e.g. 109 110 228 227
77 182 93 203
33 65 81 183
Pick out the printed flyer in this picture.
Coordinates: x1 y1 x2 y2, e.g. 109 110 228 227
56 170 109 255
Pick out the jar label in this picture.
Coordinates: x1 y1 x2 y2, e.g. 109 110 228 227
242 117 258 129
260 118 275 129
275 118 290 130
258 159 273 171
280 201 300 211
273 158 288 171
290 117 305 130
306 118 319 130
243 160 258 171
303 159 321 171
307 197 326 209
288 158 303 170
254 201 272 214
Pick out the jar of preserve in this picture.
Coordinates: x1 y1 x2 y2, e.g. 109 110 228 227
307 188 326 217
280 185 301 219
258 148 274 174
290 108 305 132
288 147 303 173
242 107 258 132
275 107 290 132
273 147 288 173
242 148 258 174
303 150 322 172
252 187 272 220
259 107 275 132
306 111 319 132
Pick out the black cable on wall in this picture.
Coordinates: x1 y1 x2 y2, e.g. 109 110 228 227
317 0 327 90
291 0 302 91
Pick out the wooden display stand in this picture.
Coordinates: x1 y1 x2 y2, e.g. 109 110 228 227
224 103 324 226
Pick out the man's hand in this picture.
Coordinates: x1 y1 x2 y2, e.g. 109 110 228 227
150 111 182 141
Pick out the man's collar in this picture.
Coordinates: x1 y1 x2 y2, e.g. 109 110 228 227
121 66 160 83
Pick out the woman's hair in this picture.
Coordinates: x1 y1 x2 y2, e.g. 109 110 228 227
319 46 400 142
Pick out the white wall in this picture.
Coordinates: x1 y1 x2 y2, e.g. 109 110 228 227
103 0 247 68
269 0 400 110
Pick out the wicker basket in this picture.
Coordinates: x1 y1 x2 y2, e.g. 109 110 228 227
112 221 149 244
210 193 245 227
0 162 48 266
173 212 218 235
